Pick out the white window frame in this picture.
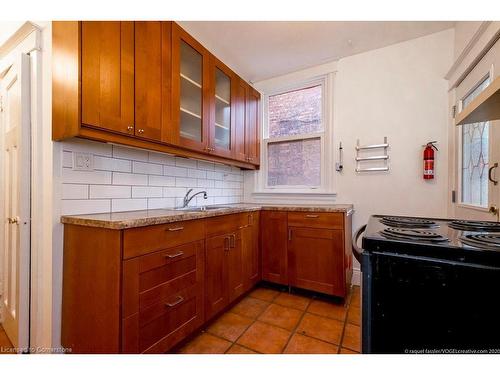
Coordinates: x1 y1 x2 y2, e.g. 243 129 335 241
457 71 492 210
254 72 335 196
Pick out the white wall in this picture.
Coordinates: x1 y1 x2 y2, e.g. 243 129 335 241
245 29 455 283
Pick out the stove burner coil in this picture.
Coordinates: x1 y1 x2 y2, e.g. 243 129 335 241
449 220 500 232
379 227 449 243
460 233 500 250
379 216 439 228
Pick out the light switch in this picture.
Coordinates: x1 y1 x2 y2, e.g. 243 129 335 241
73 152 94 171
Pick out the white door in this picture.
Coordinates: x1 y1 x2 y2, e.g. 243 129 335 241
0 53 31 351
453 38 500 222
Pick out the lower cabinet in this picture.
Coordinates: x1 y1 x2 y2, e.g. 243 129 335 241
204 212 259 321
61 209 349 354
261 210 352 298
121 241 205 353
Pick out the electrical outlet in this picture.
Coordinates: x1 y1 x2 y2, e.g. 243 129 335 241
73 152 94 171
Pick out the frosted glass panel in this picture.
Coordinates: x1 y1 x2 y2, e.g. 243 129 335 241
214 68 231 150
461 77 490 207
180 41 202 142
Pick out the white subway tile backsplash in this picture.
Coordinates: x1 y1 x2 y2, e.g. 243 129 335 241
113 172 148 186
132 186 163 198
62 184 89 200
132 161 163 175
62 168 112 185
94 156 132 172
147 198 176 210
112 198 147 212
187 168 207 179
175 157 198 169
164 165 187 177
90 185 131 199
62 151 73 168
62 199 111 215
149 151 176 166
60 140 243 215
113 145 149 162
62 138 112 157
148 175 176 187
175 177 197 187
163 187 187 197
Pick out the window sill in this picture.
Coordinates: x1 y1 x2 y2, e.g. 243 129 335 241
251 191 337 203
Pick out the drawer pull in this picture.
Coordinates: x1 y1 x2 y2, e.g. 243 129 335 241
165 251 184 259
167 226 184 232
305 214 319 218
165 296 184 307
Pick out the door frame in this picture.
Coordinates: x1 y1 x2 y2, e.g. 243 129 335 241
0 21 43 352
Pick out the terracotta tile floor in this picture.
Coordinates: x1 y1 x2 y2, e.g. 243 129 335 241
0 324 14 354
177 285 361 354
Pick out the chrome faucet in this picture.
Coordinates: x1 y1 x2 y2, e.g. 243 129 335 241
182 189 207 208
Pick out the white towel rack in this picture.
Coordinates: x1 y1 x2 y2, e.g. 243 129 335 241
355 137 389 173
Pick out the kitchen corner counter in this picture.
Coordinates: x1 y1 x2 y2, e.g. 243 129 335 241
60 203 354 230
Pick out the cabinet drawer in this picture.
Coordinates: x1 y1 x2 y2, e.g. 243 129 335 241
123 219 204 259
287 212 343 229
205 213 247 237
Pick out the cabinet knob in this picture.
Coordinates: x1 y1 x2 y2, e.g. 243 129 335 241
137 129 145 134
127 125 134 132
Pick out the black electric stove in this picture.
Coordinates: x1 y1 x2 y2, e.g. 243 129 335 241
355 215 500 354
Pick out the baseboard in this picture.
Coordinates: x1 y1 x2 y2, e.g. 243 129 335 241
351 268 361 286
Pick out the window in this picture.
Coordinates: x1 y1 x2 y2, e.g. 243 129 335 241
263 82 327 190
460 76 490 207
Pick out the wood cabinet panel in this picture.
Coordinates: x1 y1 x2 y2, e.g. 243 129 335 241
81 21 134 135
261 211 288 284
233 78 247 162
205 213 247 237
62 225 122 353
288 211 343 229
205 234 230 320
134 21 164 141
246 86 260 165
121 240 204 353
288 227 345 296
228 231 245 302
123 219 205 259
242 212 260 291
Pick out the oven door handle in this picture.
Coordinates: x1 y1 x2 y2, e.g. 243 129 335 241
352 225 367 264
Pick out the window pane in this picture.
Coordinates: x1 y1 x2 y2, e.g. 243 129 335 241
267 138 321 187
461 77 490 207
268 85 322 137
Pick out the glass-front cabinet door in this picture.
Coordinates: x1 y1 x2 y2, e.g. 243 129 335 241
171 23 209 152
210 58 235 158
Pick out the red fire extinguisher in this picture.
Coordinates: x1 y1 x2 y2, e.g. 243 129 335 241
423 141 438 179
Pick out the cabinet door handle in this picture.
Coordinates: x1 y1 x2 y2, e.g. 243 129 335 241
230 234 235 248
224 236 230 251
165 251 184 259
137 129 144 134
305 214 319 218
288 228 292 241
127 125 134 132
167 226 184 231
165 296 184 307
488 162 498 185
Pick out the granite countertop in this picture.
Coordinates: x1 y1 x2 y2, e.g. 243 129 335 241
60 203 354 230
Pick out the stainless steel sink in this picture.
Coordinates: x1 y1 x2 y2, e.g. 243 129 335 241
174 205 232 212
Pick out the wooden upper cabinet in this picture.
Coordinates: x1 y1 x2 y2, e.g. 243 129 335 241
233 78 247 162
171 22 210 151
134 21 171 142
209 57 236 159
246 86 260 165
81 21 135 135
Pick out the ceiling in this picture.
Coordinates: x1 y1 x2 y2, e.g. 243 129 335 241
179 21 455 82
